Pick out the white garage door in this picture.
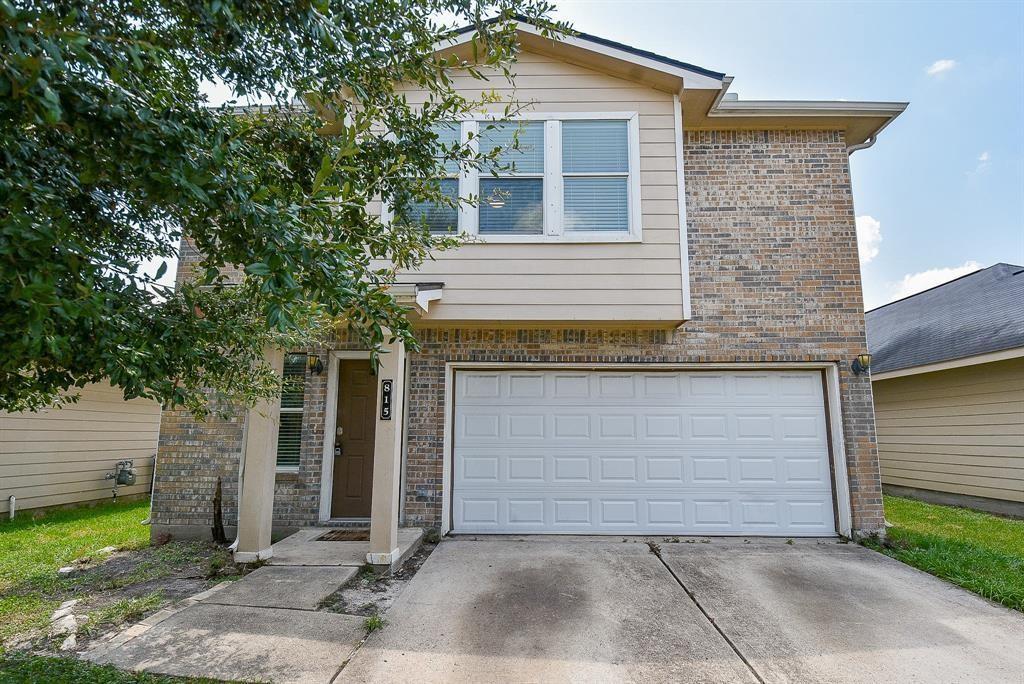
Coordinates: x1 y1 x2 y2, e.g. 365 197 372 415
452 370 837 535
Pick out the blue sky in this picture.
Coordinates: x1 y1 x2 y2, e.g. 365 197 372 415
551 0 1024 308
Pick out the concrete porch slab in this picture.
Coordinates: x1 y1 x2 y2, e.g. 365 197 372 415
88 603 366 684
202 565 357 610
267 526 423 567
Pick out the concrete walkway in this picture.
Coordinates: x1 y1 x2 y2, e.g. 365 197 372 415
339 537 1024 684
86 527 422 684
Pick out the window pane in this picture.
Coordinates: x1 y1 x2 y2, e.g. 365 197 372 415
281 354 306 409
562 120 629 173
406 179 459 234
564 177 629 232
276 412 302 469
479 178 543 234
479 121 544 174
432 122 461 175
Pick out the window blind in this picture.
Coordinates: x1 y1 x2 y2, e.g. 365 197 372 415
479 178 543 234
276 354 306 470
561 120 629 173
480 121 545 174
564 177 629 232
561 120 630 233
433 122 461 175
405 179 459 234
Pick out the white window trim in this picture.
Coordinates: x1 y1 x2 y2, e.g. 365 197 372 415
384 112 642 244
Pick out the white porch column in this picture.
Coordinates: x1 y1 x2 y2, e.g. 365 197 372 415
234 347 284 563
367 336 407 566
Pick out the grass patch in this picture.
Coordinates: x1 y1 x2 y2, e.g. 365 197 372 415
865 495 1024 611
0 652 228 682
82 592 165 636
363 614 386 633
0 499 152 644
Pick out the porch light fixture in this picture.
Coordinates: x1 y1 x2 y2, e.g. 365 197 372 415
851 353 872 376
308 354 324 376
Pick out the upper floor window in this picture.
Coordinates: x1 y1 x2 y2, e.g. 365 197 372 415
389 113 641 242
404 122 460 235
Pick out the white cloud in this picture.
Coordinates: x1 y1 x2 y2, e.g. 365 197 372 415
890 261 982 302
925 59 957 77
856 215 882 265
968 150 992 177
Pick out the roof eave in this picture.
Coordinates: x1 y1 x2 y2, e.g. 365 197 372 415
441 19 726 91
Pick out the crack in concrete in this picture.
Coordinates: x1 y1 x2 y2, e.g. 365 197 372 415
646 541 765 684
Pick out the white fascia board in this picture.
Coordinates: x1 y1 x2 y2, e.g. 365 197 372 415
439 21 724 90
708 78 907 119
871 346 1024 381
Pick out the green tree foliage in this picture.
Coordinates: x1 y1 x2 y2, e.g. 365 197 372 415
1 0 562 416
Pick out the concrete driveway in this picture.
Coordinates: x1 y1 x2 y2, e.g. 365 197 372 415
338 537 1024 683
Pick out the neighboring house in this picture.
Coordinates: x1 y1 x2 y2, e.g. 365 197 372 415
0 382 160 516
151 20 907 563
866 263 1024 518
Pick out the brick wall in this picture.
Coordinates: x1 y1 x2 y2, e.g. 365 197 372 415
150 129 885 538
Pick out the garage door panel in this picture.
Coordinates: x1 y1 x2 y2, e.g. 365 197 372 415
454 447 833 489
457 371 822 407
453 491 836 535
452 370 836 535
456 409 828 445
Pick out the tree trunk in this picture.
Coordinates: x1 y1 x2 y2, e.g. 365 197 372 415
211 476 227 544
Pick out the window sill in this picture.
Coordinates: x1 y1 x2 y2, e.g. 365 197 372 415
458 233 643 244
275 469 300 481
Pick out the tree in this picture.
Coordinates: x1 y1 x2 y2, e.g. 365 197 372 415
1 0 563 416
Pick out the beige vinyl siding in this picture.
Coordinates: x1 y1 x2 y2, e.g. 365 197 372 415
0 383 161 513
388 51 684 324
873 356 1024 503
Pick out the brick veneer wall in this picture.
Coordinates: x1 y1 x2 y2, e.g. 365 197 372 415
150 129 885 538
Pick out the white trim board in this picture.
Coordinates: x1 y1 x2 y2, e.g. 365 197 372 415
318 350 373 523
870 346 1024 382
439 361 854 538
673 92 691 322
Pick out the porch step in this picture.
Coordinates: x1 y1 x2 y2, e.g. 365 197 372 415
322 519 371 529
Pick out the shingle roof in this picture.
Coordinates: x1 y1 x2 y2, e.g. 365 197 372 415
450 16 726 81
865 263 1024 374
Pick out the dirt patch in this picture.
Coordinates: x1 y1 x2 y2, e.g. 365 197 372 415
5 540 253 654
319 541 436 617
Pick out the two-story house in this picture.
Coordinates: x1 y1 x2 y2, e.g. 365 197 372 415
151 20 906 566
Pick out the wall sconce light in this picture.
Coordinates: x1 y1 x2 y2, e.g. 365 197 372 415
308 354 324 376
851 353 872 376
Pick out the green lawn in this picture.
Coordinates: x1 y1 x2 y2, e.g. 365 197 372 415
868 495 1024 611
0 652 228 683
0 499 153 643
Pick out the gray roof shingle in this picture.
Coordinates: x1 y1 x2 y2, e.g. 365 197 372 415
865 263 1024 374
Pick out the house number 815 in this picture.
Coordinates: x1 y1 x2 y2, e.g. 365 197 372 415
380 379 393 420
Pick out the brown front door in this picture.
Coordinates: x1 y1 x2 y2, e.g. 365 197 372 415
332 360 377 518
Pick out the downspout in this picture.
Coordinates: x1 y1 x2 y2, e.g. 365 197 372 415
7 495 14 521
846 135 877 155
